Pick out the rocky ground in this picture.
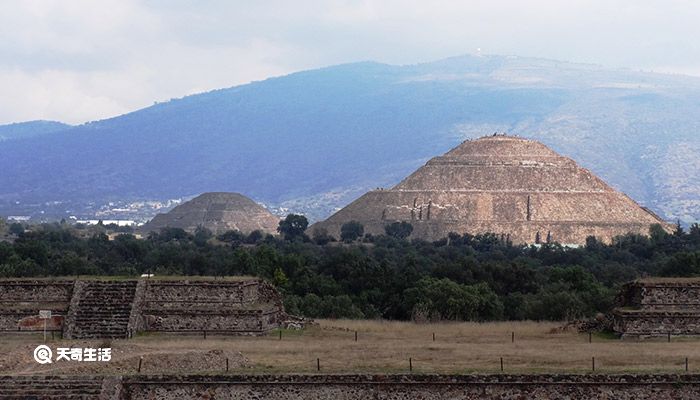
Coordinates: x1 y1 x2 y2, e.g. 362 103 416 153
0 337 248 375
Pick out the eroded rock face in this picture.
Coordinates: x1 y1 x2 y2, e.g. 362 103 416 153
311 135 671 245
0 280 73 332
142 192 280 235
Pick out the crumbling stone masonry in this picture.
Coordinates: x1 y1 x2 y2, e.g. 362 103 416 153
4 374 700 400
0 278 288 339
139 279 286 334
613 278 700 338
0 280 73 332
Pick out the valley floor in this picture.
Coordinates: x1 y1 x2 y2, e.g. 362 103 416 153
1 320 698 375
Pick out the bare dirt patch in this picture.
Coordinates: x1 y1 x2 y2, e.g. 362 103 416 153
0 335 248 375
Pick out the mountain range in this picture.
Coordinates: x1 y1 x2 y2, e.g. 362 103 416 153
1 54 699 223
0 120 71 142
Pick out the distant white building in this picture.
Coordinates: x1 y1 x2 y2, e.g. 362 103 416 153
7 216 30 222
75 219 138 227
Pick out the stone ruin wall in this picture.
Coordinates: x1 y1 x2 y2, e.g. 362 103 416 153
134 279 285 334
613 280 700 337
317 190 663 245
0 278 284 336
376 192 653 225
614 311 700 336
30 374 700 400
0 280 73 332
7 374 700 400
396 161 606 193
618 281 700 310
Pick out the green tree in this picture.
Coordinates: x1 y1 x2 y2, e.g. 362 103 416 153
340 221 364 242
246 230 264 244
384 221 413 239
674 220 685 236
277 214 308 240
690 223 700 236
193 226 213 246
153 227 189 242
8 223 24 236
319 295 364 319
661 252 700 276
273 267 289 287
217 230 245 244
585 236 603 251
404 278 503 321
649 223 669 244
311 228 333 245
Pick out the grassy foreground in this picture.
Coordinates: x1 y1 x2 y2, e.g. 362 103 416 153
2 320 699 375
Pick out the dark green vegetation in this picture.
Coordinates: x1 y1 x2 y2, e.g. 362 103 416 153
2 55 700 223
1 217 700 321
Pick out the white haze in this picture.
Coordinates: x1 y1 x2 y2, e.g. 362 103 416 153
1 0 699 124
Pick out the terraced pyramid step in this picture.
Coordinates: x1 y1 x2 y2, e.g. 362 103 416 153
69 280 138 339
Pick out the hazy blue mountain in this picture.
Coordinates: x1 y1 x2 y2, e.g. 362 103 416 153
0 120 71 141
1 55 699 223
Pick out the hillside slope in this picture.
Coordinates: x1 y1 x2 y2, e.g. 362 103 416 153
0 120 71 141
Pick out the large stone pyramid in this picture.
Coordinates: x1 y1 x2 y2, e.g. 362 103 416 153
143 192 280 235
311 135 670 245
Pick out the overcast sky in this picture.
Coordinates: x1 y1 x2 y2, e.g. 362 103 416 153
1 0 699 125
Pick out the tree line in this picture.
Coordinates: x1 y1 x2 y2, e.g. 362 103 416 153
1 215 700 321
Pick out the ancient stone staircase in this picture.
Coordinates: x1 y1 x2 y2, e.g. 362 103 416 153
70 281 137 339
0 376 104 399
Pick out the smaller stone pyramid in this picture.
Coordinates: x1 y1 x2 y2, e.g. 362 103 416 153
142 192 280 235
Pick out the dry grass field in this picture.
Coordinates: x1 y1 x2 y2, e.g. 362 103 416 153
2 319 700 375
